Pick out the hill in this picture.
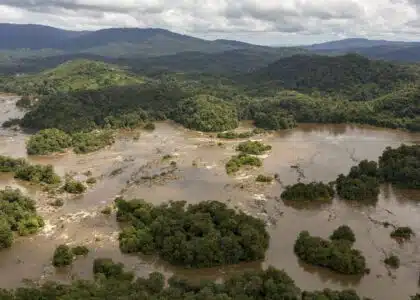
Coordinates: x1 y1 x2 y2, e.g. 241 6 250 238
245 53 419 100
304 38 411 51
0 59 144 95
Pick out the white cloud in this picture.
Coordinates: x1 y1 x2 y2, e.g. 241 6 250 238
0 0 419 44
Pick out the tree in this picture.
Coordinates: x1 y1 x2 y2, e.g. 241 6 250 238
0 218 13 249
52 245 73 267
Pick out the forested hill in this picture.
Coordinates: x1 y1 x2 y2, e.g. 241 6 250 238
245 53 420 100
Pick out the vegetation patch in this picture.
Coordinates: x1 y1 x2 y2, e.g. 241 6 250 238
330 225 356 244
0 155 61 185
336 160 380 201
225 153 262 174
72 130 115 154
116 199 269 268
72 245 89 256
236 140 272 155
390 226 415 241
217 128 264 139
53 244 73 267
172 95 239 132
63 179 86 194
281 182 334 202
256 174 273 183
384 255 400 268
379 144 420 189
27 128 72 155
254 110 296 130
143 122 155 130
294 229 367 275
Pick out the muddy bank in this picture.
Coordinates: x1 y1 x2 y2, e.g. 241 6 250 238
0 99 420 299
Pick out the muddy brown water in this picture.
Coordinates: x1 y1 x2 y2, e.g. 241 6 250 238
0 96 420 299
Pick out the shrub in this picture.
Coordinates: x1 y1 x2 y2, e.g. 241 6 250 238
144 122 156 130
256 174 273 183
63 180 86 194
225 154 262 174
391 226 414 241
116 199 269 268
2 118 21 128
26 128 72 155
49 198 64 207
294 231 367 275
72 245 89 256
53 245 73 267
0 187 44 248
330 225 356 244
101 206 112 215
72 131 114 154
281 182 335 202
86 177 97 184
384 255 400 268
236 140 272 155
93 258 130 280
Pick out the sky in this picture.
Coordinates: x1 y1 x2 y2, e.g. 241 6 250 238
1 0 420 45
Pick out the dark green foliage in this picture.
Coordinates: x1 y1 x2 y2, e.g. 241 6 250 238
2 118 21 128
294 230 367 275
384 255 400 268
330 225 356 244
225 154 262 174
281 182 335 202
63 179 86 194
116 199 270 268
71 130 114 154
86 177 97 184
93 258 133 280
172 95 238 132
254 111 297 130
336 160 380 201
52 244 73 267
256 174 273 183
390 227 414 241
379 144 420 189
302 289 371 300
72 245 89 256
412 295 420 300
0 187 44 244
143 122 156 130
236 140 272 155
26 128 72 155
0 218 13 249
16 96 32 108
248 53 418 101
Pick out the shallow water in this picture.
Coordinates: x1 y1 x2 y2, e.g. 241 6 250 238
0 97 420 299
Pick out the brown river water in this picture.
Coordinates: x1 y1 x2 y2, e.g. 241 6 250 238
0 96 420 299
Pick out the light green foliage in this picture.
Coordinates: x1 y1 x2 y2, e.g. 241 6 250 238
116 199 269 268
281 182 335 202
256 174 273 183
72 130 114 154
52 245 73 267
217 128 264 139
294 229 367 275
225 154 262 174
27 128 72 155
236 140 272 155
172 95 239 132
0 188 43 248
63 179 86 194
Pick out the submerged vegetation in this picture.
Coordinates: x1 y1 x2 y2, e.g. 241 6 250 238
294 229 367 275
390 226 415 241
236 140 272 155
116 199 269 268
0 155 60 185
0 188 44 249
281 182 335 202
225 153 262 174
217 128 264 139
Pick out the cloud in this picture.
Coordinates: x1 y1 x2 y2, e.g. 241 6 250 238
0 0 419 44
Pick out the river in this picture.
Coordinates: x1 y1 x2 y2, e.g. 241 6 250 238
0 96 419 299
